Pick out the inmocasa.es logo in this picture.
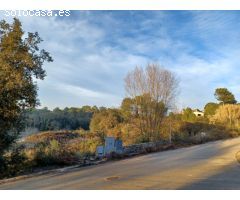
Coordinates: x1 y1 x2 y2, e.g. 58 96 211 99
3 10 71 17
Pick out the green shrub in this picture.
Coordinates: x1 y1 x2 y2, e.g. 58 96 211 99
0 145 29 179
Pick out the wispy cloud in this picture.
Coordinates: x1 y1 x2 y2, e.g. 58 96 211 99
1 11 240 110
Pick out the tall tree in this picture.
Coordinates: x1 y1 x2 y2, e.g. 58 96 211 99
0 18 53 163
214 88 237 104
124 63 179 142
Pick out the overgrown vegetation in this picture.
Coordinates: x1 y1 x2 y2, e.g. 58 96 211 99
22 130 102 168
1 18 240 180
0 18 52 178
0 130 103 178
24 106 104 133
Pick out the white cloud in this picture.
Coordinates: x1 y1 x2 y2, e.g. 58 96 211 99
2 11 240 110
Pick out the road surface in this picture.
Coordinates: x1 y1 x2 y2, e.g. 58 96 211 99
1 137 240 189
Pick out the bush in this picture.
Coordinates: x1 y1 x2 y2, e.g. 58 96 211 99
0 145 29 179
22 131 103 167
170 120 235 145
33 141 77 166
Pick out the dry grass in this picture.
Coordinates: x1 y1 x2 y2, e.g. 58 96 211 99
22 130 102 167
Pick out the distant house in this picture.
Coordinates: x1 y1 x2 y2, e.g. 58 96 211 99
193 109 204 117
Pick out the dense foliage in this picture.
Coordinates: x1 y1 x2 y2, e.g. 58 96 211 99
0 18 52 172
204 102 219 117
214 88 237 104
23 130 102 167
210 104 240 130
24 106 103 133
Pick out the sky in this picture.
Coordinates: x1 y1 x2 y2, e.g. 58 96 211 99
1 11 240 110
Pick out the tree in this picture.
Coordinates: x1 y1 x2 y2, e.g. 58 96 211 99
204 102 219 117
25 106 94 132
121 97 134 120
214 88 237 104
0 18 53 164
118 120 142 145
124 63 179 142
181 108 197 122
90 109 124 138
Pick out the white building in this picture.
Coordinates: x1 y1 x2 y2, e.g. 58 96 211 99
193 109 204 117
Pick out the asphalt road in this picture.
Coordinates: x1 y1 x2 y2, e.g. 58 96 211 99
1 137 240 190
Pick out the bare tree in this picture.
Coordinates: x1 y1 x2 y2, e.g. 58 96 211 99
124 63 179 141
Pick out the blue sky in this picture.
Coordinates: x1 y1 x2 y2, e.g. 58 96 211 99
1 11 240 110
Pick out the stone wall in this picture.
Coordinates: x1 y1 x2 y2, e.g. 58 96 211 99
123 141 169 155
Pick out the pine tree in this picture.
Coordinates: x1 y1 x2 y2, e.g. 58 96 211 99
214 88 237 104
